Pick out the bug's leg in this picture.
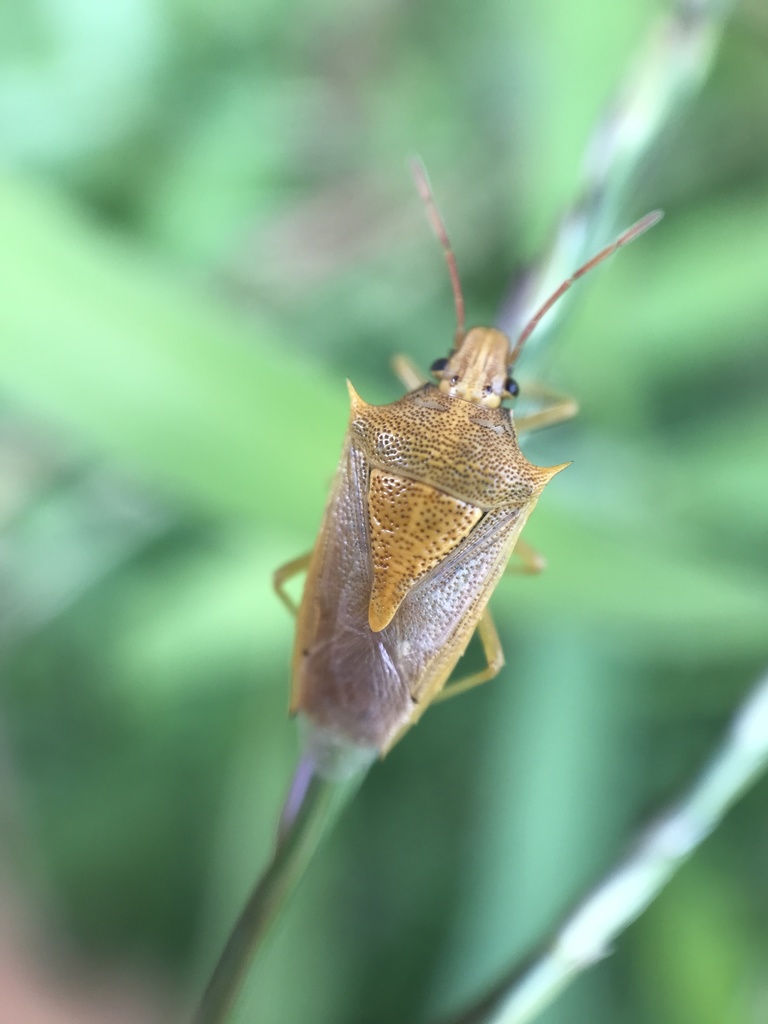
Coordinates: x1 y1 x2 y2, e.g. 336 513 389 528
391 354 428 391
273 552 312 617
433 610 505 703
515 381 578 435
505 538 547 575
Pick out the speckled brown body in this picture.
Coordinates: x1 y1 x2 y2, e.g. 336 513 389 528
290 380 563 754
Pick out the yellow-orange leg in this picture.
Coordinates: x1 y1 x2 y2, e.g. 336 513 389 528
506 537 547 575
433 610 505 703
391 354 428 392
515 381 578 435
273 552 312 617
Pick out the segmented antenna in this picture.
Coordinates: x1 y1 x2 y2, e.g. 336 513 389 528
509 209 663 366
410 158 466 341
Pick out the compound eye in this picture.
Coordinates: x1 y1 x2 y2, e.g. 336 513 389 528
504 377 520 398
430 357 449 375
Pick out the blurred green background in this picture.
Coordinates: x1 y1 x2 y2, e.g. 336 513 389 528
0 1 767 1022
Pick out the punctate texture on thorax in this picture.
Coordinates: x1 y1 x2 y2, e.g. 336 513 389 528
348 383 552 508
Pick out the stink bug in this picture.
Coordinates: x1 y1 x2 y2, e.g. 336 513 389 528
274 164 660 774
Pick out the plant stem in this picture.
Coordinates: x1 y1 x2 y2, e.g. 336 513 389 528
193 760 365 1024
443 670 768 1024
498 0 733 349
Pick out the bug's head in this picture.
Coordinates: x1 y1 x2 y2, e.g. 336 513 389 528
430 327 519 409
412 158 662 410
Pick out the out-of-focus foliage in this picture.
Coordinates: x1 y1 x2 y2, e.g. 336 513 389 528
0 1 766 1022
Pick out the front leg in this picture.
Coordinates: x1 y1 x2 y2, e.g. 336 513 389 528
391 354 428 392
515 380 578 435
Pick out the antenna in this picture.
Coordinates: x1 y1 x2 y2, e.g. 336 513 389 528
509 209 663 366
411 158 466 341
